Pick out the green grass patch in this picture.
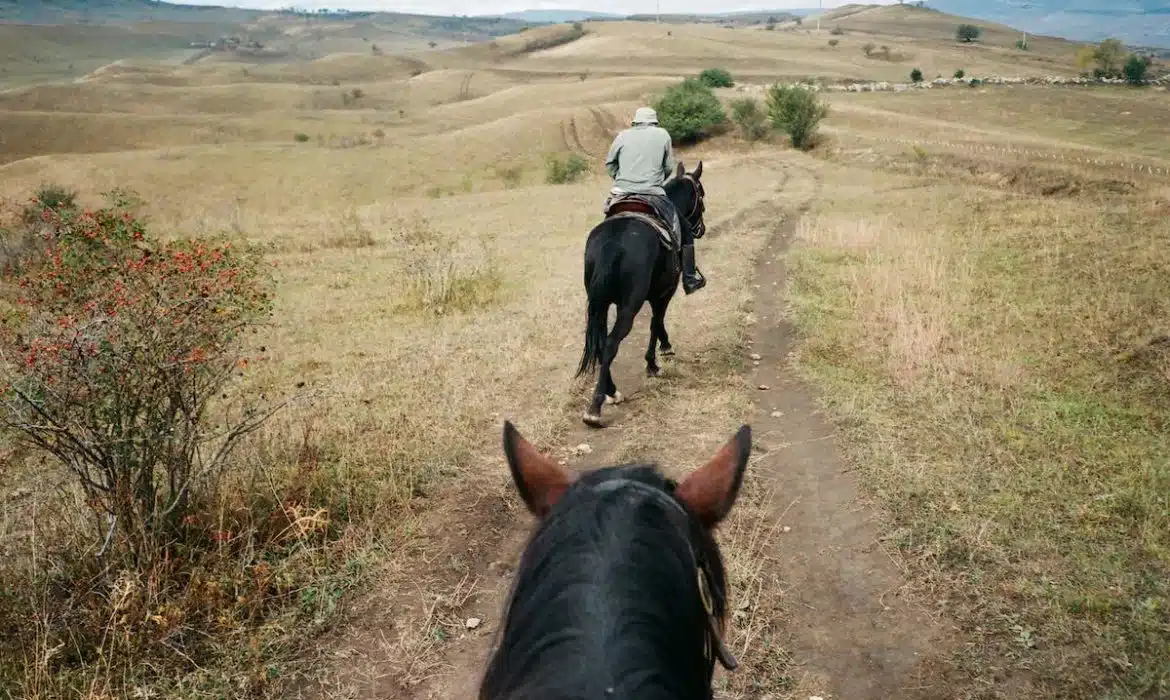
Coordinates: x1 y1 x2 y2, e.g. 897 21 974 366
787 184 1170 698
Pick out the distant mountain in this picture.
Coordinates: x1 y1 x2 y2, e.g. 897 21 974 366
0 0 264 24
925 1 1170 48
493 8 801 25
497 10 624 23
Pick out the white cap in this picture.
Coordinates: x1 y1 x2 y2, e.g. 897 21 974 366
632 107 658 125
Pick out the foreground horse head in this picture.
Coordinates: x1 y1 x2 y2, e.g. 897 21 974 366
479 421 751 700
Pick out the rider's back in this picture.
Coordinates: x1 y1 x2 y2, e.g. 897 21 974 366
607 125 674 197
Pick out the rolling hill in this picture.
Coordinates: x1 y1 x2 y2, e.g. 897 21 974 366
497 10 623 23
926 1 1170 47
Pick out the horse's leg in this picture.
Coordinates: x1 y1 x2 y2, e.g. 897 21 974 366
604 369 622 405
646 295 670 376
584 302 639 427
656 293 675 359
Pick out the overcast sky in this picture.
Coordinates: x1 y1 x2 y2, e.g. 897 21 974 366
178 0 897 17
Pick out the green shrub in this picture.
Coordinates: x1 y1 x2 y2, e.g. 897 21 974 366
20 182 77 225
910 68 924 82
698 68 734 88
730 97 770 142
830 25 845 35
653 78 727 143
545 153 588 184
828 39 840 47
1123 53 1148 84
954 68 965 79
294 132 310 143
766 84 828 150
957 24 982 42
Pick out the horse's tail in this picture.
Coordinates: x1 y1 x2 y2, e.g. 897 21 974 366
576 240 620 379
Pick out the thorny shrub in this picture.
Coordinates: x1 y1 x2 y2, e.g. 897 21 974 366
0 194 276 565
0 191 361 695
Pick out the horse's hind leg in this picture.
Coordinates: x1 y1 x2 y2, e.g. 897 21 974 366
648 296 674 374
645 297 667 376
584 303 638 427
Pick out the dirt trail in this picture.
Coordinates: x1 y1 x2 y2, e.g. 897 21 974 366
745 165 959 699
290 158 960 700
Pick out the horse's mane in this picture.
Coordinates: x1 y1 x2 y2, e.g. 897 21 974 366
479 463 725 700
665 172 694 210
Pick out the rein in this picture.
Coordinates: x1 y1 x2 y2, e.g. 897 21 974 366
591 478 739 674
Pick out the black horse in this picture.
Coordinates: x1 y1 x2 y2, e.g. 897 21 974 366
575 161 708 428
480 421 751 700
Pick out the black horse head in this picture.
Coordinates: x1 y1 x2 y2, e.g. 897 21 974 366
479 422 752 700
668 160 707 239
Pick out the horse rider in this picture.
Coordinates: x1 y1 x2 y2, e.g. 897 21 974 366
603 107 706 295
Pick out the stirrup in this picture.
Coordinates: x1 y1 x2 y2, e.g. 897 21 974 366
683 271 706 294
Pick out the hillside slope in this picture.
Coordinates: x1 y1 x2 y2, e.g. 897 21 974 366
928 0 1170 47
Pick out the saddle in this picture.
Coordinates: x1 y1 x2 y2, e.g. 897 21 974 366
603 194 680 252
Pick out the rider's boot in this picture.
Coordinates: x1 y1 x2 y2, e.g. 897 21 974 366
681 244 706 295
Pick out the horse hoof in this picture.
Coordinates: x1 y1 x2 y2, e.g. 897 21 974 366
582 413 604 428
660 347 676 357
647 368 663 379
605 392 625 406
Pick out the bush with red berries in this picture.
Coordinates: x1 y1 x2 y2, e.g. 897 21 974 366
0 188 275 564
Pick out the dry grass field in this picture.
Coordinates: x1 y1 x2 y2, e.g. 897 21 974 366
0 5 1167 700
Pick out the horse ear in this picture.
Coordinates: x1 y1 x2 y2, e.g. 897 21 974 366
693 160 703 180
503 421 575 518
675 425 751 528
676 162 685 179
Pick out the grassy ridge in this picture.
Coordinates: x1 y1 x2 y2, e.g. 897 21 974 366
788 163 1170 697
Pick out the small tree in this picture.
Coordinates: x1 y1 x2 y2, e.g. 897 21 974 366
1123 53 1148 84
654 78 727 143
954 68 965 79
698 68 735 88
910 68 924 82
1092 38 1127 77
730 97 769 142
957 24 982 43
766 84 828 150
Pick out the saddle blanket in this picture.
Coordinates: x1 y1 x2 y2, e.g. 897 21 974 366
602 194 679 251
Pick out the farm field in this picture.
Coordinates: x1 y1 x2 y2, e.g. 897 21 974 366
0 5 1167 700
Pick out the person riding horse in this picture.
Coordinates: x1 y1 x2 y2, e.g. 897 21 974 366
603 107 706 295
